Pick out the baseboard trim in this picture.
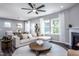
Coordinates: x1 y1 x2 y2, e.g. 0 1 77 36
51 40 69 45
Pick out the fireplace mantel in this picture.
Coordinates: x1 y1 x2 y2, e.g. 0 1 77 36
69 27 79 46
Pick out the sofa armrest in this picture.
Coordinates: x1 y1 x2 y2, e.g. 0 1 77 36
13 35 20 48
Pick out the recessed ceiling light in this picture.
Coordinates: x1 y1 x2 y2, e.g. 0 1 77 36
60 5 64 8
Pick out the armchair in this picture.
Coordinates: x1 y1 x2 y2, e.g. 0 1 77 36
67 49 79 56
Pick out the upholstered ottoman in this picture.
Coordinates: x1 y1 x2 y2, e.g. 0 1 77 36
67 49 79 56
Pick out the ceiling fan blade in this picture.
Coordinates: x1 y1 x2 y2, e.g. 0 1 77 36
37 5 45 9
33 4 36 8
36 11 38 14
37 10 46 12
27 11 32 14
21 8 31 10
28 3 33 8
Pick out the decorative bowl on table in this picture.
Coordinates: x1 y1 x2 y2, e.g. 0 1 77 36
36 39 44 46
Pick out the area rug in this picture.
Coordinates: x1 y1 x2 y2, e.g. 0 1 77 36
12 43 67 56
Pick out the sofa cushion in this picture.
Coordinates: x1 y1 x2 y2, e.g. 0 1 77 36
12 35 20 40
32 33 36 37
28 34 33 38
20 39 30 44
22 34 28 39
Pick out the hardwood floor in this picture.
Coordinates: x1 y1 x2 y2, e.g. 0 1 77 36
0 40 69 56
12 41 68 56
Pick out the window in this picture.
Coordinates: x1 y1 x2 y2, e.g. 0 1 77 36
51 18 60 35
31 23 35 34
4 22 11 28
40 18 45 35
40 17 60 35
44 20 50 34
40 19 50 35
25 21 30 33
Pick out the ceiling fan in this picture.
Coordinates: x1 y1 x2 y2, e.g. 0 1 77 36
21 3 46 14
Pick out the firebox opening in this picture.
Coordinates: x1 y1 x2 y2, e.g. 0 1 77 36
72 32 79 50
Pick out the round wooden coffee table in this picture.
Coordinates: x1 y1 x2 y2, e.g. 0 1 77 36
29 40 52 56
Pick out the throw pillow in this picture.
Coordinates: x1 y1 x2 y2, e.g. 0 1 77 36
17 33 23 40
28 34 33 39
22 33 28 39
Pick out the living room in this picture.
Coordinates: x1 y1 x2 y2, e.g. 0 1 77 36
0 2 79 56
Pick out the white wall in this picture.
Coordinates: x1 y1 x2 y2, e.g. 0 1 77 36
64 4 79 44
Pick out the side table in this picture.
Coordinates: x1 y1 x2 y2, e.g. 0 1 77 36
1 39 12 52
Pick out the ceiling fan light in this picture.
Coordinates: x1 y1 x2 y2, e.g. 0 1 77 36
33 9 36 12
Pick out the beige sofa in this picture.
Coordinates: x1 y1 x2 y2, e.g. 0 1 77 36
12 33 37 48
13 35 52 48
12 32 52 48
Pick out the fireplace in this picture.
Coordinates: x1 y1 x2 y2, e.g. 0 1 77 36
71 32 79 50
69 28 79 50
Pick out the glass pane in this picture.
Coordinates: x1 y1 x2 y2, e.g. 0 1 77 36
51 18 60 34
53 27 59 33
4 22 11 28
44 20 50 34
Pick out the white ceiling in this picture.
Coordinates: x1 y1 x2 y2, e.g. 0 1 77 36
0 3 75 20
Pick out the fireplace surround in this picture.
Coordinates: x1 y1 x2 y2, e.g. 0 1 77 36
71 32 79 50
69 28 79 50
